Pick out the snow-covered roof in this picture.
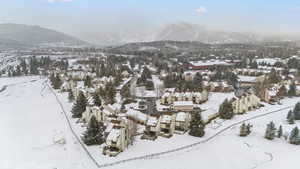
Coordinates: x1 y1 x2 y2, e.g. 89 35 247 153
176 112 187 122
147 116 158 126
105 123 113 133
161 115 172 124
238 76 257 83
190 60 230 67
173 101 194 107
126 109 147 122
106 128 121 142
255 58 279 65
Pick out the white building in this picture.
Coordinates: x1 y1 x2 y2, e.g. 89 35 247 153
160 90 208 105
103 117 136 157
230 92 260 114
159 112 176 138
174 112 191 134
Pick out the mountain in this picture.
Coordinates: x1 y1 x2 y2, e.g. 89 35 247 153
152 22 261 44
0 23 87 48
106 40 212 54
96 22 263 46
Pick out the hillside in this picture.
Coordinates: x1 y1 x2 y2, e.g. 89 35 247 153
107 40 212 53
0 23 87 48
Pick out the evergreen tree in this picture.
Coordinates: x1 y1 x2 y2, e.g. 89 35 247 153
239 123 252 136
71 91 87 118
250 61 258 69
68 89 74 102
264 121 276 140
288 82 296 97
277 85 287 97
49 73 56 87
219 99 234 119
277 125 283 138
15 65 21 76
20 59 27 74
288 114 295 124
293 102 300 120
29 56 39 75
52 74 62 89
121 85 131 98
84 75 93 88
240 123 248 136
105 81 116 104
82 116 105 145
289 127 300 145
268 68 281 84
114 70 123 87
287 110 293 120
93 92 102 107
189 112 205 137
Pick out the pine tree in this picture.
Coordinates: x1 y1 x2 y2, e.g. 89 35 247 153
240 123 248 136
287 110 293 120
293 102 300 120
93 92 102 107
20 59 27 74
289 127 300 145
277 125 283 138
105 81 116 104
268 68 281 84
68 89 74 102
288 114 295 124
288 82 296 97
50 73 56 87
52 74 62 89
16 65 21 76
277 85 287 97
240 123 252 136
264 121 276 140
219 99 234 119
84 75 93 88
82 116 105 145
29 56 39 75
71 91 87 118
189 112 205 137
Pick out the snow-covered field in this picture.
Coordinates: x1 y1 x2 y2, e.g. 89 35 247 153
0 76 96 169
1 76 300 169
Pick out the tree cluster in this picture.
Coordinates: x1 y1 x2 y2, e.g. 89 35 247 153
239 123 252 137
82 116 105 145
189 112 205 137
71 91 87 118
50 73 62 89
219 99 234 119
264 121 277 140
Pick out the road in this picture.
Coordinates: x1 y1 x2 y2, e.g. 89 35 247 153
94 105 294 168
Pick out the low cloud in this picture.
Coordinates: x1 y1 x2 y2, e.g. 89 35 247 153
196 6 207 15
48 0 73 3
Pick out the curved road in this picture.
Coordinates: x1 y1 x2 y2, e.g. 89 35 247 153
48 82 295 168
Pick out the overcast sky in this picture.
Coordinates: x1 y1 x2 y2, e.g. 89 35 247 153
1 0 300 43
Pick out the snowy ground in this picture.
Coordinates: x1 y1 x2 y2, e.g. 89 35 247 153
0 76 97 169
201 92 235 121
1 76 300 169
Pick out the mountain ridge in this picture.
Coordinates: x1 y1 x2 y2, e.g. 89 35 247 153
0 23 87 48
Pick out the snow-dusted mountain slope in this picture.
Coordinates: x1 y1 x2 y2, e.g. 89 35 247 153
0 23 87 48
